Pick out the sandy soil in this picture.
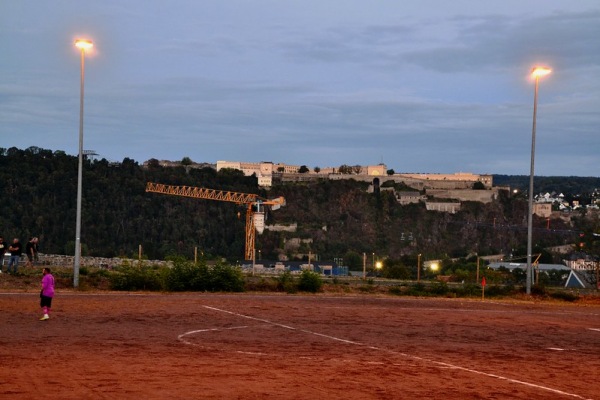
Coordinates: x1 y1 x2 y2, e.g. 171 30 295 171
1 291 599 399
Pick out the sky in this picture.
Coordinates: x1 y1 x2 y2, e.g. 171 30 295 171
1 1 599 176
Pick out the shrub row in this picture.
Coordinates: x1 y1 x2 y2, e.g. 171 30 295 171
109 258 245 292
22 263 585 302
108 260 323 293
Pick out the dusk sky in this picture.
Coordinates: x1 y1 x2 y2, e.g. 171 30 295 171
2 1 599 176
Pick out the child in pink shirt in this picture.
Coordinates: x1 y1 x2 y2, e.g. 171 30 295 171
40 267 55 321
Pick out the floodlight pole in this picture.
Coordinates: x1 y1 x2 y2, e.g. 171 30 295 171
74 39 92 288
362 252 366 280
526 67 550 294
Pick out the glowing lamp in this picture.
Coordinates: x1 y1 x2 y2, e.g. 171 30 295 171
75 39 93 50
531 67 551 78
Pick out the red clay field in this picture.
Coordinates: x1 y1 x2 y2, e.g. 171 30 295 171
1 292 599 399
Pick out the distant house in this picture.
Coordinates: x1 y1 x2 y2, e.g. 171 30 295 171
396 191 424 205
564 252 598 271
533 203 552 218
425 201 461 214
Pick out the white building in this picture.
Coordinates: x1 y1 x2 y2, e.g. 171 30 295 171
217 160 278 187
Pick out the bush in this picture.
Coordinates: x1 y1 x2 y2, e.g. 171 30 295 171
163 259 205 291
404 282 426 296
208 263 245 292
109 263 163 291
277 270 297 293
165 259 244 292
89 268 111 278
383 264 410 279
297 270 322 293
430 281 449 295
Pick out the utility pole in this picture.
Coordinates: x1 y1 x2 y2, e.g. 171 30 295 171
362 252 366 280
596 259 599 291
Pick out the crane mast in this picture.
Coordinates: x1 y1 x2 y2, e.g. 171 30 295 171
145 182 285 260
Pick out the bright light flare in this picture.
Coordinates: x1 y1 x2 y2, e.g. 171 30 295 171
375 261 383 269
75 39 93 50
531 66 551 78
430 262 439 271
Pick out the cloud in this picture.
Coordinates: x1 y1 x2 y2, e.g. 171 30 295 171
275 9 600 77
2 2 599 176
403 11 600 73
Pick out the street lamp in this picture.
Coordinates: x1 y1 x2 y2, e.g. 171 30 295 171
73 38 93 288
375 260 383 277
526 66 551 295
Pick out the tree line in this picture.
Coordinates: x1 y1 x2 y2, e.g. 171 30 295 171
1 146 598 265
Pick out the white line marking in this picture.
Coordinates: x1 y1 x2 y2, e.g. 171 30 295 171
178 325 269 355
589 328 600 332
178 325 248 343
203 305 593 400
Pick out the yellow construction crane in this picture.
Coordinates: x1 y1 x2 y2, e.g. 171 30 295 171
145 182 285 260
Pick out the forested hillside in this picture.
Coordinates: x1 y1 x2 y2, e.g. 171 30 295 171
1 147 598 264
0 147 261 260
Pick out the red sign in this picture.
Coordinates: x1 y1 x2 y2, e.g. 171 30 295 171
481 277 486 287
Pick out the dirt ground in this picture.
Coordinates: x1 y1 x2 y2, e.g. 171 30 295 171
1 291 599 399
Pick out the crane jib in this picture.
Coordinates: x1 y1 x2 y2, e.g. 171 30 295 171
145 182 258 204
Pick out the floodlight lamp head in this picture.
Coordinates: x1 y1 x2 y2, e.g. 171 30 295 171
75 39 93 50
531 66 551 78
